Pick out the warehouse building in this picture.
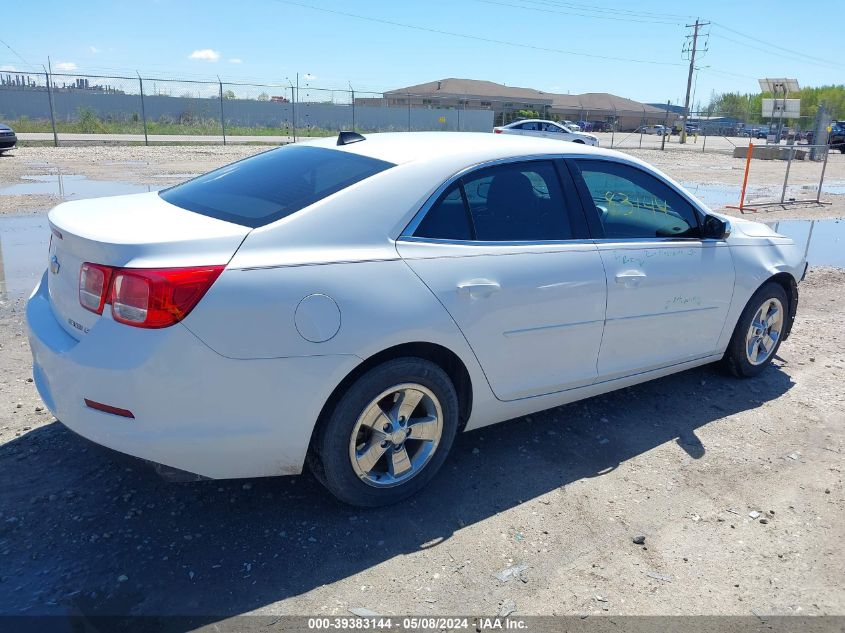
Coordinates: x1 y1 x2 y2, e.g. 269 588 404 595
358 78 675 130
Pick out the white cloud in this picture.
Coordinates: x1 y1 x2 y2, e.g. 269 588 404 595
188 49 220 61
0 64 16 72
89 46 100 54
228 58 242 64
55 62 78 71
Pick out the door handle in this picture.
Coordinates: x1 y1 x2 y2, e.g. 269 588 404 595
615 271 647 287
457 280 501 299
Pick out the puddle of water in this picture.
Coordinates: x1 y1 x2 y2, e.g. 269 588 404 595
0 215 49 298
0 174 158 200
682 180 845 208
766 219 845 268
817 180 845 196
680 182 778 209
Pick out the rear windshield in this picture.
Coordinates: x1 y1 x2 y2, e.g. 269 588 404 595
159 145 394 228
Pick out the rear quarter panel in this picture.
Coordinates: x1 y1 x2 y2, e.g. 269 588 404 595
182 259 477 361
182 258 498 430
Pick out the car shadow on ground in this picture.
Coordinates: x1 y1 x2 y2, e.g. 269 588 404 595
0 361 794 625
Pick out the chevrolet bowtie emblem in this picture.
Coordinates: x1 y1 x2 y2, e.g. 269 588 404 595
50 255 60 275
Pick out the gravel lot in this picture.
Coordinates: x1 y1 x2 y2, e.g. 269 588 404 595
0 143 843 620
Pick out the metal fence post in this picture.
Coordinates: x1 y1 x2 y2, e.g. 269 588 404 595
407 93 411 132
295 73 299 140
349 82 355 132
639 107 645 149
43 67 58 147
287 81 296 142
611 105 616 148
816 145 830 203
217 77 227 145
780 145 796 203
137 72 148 146
661 100 669 151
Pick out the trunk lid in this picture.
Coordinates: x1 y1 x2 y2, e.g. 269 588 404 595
47 192 250 340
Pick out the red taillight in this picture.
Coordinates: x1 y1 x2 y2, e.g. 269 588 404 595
110 266 225 328
79 263 113 315
494 129 503 134
79 263 224 329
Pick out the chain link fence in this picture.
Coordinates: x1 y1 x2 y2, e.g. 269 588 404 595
0 71 841 157
0 72 498 144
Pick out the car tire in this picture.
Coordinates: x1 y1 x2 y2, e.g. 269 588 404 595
309 357 459 507
722 282 789 378
573 139 585 144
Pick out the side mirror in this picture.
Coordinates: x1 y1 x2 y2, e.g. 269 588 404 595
702 215 731 240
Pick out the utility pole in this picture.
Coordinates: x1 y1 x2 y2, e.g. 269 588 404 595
680 18 709 144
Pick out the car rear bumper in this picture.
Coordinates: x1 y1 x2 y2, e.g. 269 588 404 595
26 272 361 479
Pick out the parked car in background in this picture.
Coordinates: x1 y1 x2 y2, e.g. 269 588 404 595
0 123 17 154
494 119 599 146
562 120 581 131
575 120 592 131
28 132 805 506
671 124 699 136
589 121 613 132
829 122 845 152
636 124 669 135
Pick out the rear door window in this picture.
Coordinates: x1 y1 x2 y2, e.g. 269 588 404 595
160 145 394 228
413 161 577 242
414 184 472 241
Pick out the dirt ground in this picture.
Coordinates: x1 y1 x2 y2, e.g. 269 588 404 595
0 143 843 620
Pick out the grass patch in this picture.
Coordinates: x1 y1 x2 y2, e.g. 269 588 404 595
9 112 336 138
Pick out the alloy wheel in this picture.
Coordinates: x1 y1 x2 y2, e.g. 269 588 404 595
745 297 784 366
348 383 443 488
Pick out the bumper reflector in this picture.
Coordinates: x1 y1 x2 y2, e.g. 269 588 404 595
84 398 135 419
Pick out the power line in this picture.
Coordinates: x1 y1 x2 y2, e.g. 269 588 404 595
698 66 758 81
709 32 841 71
271 0 686 67
0 37 36 71
710 21 840 67
520 0 693 21
479 0 685 25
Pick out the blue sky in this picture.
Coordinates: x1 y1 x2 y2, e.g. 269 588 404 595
1 0 841 105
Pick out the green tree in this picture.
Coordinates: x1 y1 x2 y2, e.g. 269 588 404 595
708 85 845 124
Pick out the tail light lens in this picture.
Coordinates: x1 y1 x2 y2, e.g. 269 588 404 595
494 129 503 134
79 263 224 328
79 263 113 315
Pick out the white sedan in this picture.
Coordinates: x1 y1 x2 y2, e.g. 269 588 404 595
637 124 670 135
494 119 598 146
27 132 805 507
